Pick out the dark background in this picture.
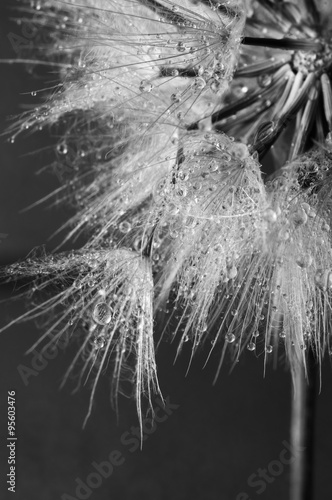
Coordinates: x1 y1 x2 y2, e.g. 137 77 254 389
1 2 332 500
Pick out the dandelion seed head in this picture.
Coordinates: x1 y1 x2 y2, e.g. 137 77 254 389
8 0 332 426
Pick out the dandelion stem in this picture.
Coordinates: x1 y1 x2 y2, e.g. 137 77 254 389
290 350 317 500
242 37 323 52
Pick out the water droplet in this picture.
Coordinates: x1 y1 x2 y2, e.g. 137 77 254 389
315 269 332 290
263 208 277 223
93 334 105 349
118 221 131 234
296 254 313 268
171 92 181 103
176 41 186 52
57 142 68 155
73 279 82 289
227 265 237 280
177 170 188 181
225 333 236 343
192 77 206 92
265 345 273 354
92 302 112 325
291 207 307 226
247 342 256 351
258 74 272 88
139 80 153 92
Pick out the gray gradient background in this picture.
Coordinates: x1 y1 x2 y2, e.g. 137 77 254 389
0 2 332 499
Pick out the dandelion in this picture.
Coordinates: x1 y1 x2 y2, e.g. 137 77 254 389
4 1 332 498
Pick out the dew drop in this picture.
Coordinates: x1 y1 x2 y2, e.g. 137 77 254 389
171 92 181 103
92 302 112 325
258 74 272 88
263 208 277 223
118 221 132 234
139 80 153 92
225 333 236 343
57 142 68 155
291 207 307 226
265 345 273 354
93 334 105 349
247 342 256 351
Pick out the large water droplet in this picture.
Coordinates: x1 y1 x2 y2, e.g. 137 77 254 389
92 302 112 325
225 333 236 343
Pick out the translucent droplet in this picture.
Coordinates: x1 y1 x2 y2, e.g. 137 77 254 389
220 152 231 162
93 334 105 349
177 170 188 181
265 345 273 354
192 77 206 92
315 269 332 290
118 221 131 234
171 92 181 103
291 208 307 226
73 279 82 289
225 333 236 343
208 160 219 172
247 342 256 351
133 236 147 252
139 80 153 92
227 265 238 280
176 186 187 197
296 254 313 268
258 74 272 88
57 142 68 155
263 208 277 223
176 42 186 52
92 302 112 325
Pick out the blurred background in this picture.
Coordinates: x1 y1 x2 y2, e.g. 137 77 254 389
1 2 332 499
